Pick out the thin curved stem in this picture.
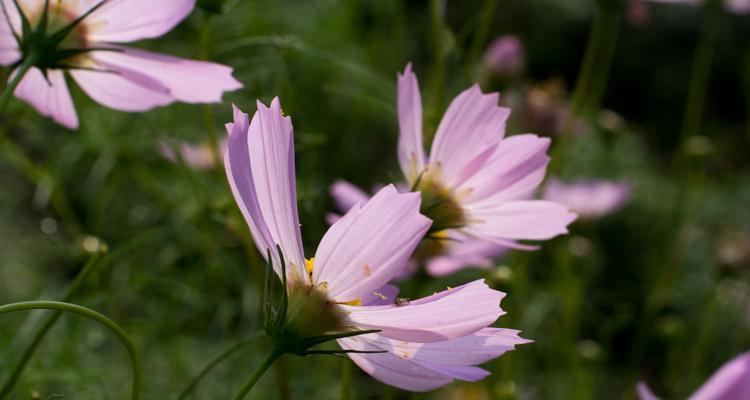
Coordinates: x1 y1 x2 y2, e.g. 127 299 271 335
340 359 352 400
231 345 284 400
0 251 104 399
0 301 141 400
0 53 37 114
177 331 265 400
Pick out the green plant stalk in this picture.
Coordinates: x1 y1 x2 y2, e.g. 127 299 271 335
340 359 352 400
199 12 222 168
567 2 622 124
680 4 719 140
586 7 622 116
231 344 285 400
0 251 104 399
552 2 622 173
427 0 446 140
466 0 498 73
0 53 38 114
0 301 141 400
177 331 265 400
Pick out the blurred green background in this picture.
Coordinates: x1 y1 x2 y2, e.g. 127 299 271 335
1 0 749 399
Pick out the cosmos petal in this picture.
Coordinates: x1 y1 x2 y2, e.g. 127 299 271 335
342 280 504 342
397 63 425 183
14 68 78 129
313 185 430 302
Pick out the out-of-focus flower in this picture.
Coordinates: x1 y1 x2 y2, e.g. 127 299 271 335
331 64 575 276
628 0 651 26
646 0 750 14
717 231 750 268
225 99 530 392
638 351 750 400
518 79 570 136
543 178 631 219
158 138 227 170
480 35 525 81
0 0 242 129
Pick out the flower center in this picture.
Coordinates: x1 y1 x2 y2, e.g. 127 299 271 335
285 278 349 340
415 166 466 234
26 2 89 49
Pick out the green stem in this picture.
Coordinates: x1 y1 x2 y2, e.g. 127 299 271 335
679 3 719 140
466 0 498 73
0 252 104 399
199 12 221 168
568 2 622 121
340 359 352 400
0 53 38 114
427 0 445 140
177 331 265 400
0 301 141 400
231 345 285 400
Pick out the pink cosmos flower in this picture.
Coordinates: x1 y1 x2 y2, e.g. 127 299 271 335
225 98 529 392
329 180 508 277
158 138 227 170
543 178 631 219
0 0 242 129
638 351 750 400
330 64 576 276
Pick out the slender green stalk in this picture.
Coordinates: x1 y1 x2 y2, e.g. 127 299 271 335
427 0 446 139
177 331 265 400
0 53 37 114
340 359 352 400
0 301 141 400
0 251 103 398
199 12 221 167
466 0 498 73
231 345 284 400
0 230 159 399
567 1 623 125
679 3 720 140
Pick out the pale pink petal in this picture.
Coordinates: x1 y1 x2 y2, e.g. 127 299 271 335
84 0 196 43
429 85 510 186
338 337 453 392
458 134 551 204
69 67 173 112
224 101 307 282
0 3 20 65
689 351 750 400
13 68 78 129
338 328 528 391
225 106 275 262
361 284 400 306
343 280 504 342
313 185 431 302
246 98 306 279
636 382 660 400
543 178 631 219
397 63 425 183
88 47 241 104
329 180 370 213
464 200 576 242
426 236 507 277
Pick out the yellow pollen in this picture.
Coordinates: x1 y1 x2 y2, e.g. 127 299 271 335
305 258 315 274
339 298 362 306
372 291 388 301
